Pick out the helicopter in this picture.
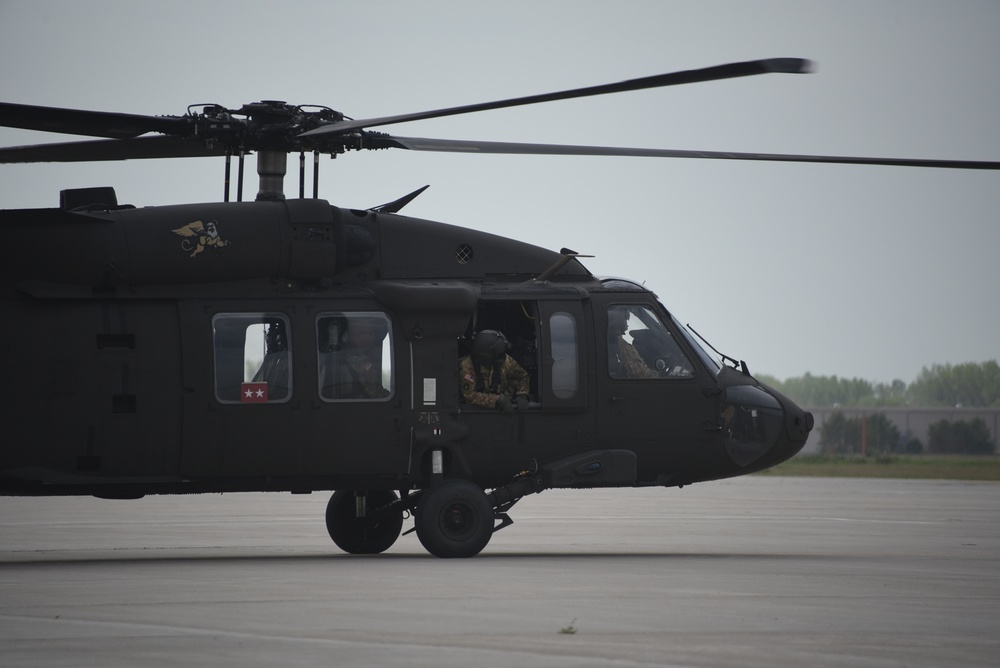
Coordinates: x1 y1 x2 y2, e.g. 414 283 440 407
2 58 998 558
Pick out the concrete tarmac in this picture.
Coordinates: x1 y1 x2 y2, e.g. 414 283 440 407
2 477 998 667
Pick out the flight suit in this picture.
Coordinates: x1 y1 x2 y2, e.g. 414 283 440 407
459 354 529 408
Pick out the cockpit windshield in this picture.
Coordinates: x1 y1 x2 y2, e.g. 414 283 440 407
669 313 723 374
607 305 695 379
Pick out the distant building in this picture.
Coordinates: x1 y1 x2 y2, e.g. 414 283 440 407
802 407 1000 455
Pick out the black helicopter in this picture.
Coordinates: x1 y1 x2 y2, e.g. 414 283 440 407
2 59 997 558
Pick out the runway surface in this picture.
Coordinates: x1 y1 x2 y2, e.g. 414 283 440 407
2 476 998 667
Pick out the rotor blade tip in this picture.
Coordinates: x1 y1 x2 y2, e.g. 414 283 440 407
766 57 814 74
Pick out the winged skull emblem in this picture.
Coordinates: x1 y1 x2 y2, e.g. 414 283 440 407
171 220 231 257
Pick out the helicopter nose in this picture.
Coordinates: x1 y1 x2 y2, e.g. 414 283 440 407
775 398 814 462
722 384 813 469
757 391 813 469
786 402 815 445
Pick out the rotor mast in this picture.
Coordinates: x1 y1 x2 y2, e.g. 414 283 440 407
255 150 287 201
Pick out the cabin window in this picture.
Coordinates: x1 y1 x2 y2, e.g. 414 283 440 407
316 312 394 401
212 313 292 404
550 312 578 399
607 305 694 380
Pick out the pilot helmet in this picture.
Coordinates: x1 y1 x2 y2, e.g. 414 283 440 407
471 329 509 367
609 307 630 334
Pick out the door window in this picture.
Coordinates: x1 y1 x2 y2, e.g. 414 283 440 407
213 314 291 403
550 312 578 399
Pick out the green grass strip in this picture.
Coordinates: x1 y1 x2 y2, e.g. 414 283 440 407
756 455 1000 481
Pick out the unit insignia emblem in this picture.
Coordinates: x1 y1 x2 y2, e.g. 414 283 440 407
171 219 230 257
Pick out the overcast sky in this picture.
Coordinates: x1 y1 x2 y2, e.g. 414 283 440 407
2 0 997 383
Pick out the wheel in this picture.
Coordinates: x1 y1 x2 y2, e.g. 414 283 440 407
325 490 404 554
415 479 494 558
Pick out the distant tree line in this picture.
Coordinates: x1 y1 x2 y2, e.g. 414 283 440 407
759 360 1000 408
818 412 994 456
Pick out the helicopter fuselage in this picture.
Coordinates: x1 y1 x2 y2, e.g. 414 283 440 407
1 190 812 556
1 189 811 501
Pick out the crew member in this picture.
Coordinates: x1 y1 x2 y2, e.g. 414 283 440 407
459 330 530 414
341 317 390 399
608 307 659 379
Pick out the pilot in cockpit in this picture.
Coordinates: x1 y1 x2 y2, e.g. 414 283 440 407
608 307 659 379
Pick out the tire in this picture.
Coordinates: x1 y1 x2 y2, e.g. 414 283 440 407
325 490 404 554
415 479 494 558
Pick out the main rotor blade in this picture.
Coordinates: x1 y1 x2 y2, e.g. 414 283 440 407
0 102 187 139
0 136 226 163
300 58 811 139
375 135 1000 170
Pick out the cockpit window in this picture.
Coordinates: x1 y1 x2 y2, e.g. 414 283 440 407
607 305 694 380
